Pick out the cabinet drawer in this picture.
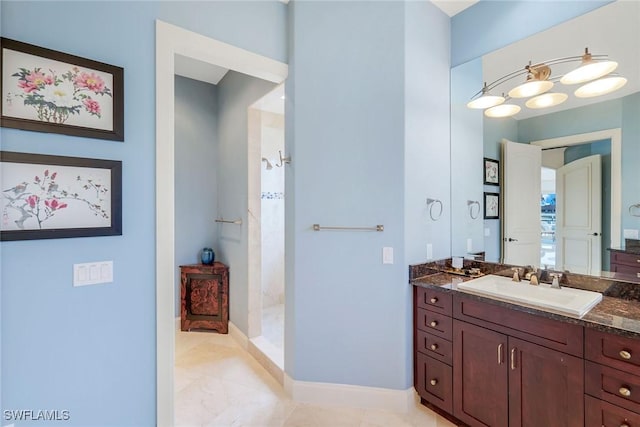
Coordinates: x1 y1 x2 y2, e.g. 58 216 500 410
612 251 640 268
586 328 640 376
453 294 584 357
586 360 640 413
585 395 640 427
416 308 452 340
416 329 452 365
611 263 640 279
415 352 453 414
415 286 452 315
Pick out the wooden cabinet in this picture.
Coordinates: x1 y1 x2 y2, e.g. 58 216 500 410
610 250 640 279
180 263 229 333
586 328 640 425
453 320 508 427
414 286 453 413
453 318 583 427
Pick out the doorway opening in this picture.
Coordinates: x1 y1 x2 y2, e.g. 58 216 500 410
540 167 556 269
247 85 285 371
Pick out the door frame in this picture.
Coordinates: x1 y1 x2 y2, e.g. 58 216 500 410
155 20 287 426
530 128 622 249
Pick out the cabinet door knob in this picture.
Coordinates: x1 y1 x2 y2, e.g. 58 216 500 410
430 343 438 351
619 386 632 397
430 379 438 386
430 320 438 328
620 350 632 360
430 297 438 304
620 424 630 427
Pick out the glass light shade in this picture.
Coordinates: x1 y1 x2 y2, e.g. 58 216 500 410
560 60 618 85
467 94 505 109
508 80 553 98
484 104 521 118
574 76 627 98
525 92 568 109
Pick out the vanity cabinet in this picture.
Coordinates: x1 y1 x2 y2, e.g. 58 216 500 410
610 250 640 279
180 263 229 333
585 328 640 426
452 296 584 427
413 286 454 413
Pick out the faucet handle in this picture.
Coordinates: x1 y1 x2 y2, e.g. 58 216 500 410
511 267 522 282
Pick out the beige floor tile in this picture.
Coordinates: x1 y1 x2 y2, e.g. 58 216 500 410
175 329 446 427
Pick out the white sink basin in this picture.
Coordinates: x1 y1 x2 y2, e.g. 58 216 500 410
457 274 602 317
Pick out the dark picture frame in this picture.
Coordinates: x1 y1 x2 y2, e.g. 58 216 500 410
483 157 500 186
484 192 500 220
1 37 124 141
1 151 122 241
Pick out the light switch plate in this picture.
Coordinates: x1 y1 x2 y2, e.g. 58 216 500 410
624 229 639 239
74 261 113 286
382 247 393 264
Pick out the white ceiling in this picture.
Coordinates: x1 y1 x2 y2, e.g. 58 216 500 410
431 0 479 17
481 1 640 120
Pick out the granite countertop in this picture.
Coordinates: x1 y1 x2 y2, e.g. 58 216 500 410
411 266 640 339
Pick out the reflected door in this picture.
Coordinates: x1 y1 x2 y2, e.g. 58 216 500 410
556 155 602 275
502 139 542 267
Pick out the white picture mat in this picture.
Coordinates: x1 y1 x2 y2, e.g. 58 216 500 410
1 161 112 230
2 48 114 131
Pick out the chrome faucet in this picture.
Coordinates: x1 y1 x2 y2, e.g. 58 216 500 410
550 273 563 289
511 267 523 282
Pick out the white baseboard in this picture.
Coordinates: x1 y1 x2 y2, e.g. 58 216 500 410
228 321 249 350
284 373 416 413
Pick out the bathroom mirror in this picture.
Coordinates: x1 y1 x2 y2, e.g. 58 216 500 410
450 1 640 276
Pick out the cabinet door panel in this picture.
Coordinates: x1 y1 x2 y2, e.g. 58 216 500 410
509 337 584 427
454 320 508 427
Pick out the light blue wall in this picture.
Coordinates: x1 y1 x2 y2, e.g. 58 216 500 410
404 0 451 386
0 2 286 425
451 1 612 66
451 58 484 258
174 76 219 316
286 0 450 390
216 71 276 334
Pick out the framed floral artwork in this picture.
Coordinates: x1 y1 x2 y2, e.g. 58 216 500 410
1 151 122 241
483 157 499 186
1 37 124 141
484 192 500 220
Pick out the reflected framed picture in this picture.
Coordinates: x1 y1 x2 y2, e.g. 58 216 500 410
484 192 500 220
1 151 122 241
1 37 124 141
483 157 500 186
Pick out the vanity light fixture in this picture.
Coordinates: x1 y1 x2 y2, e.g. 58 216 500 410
484 103 521 118
574 75 627 98
525 92 568 109
468 47 626 118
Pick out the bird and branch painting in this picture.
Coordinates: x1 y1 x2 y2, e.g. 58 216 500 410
1 151 121 241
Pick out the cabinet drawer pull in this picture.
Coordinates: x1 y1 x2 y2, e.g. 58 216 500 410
620 424 629 427
620 350 632 360
619 387 632 397
498 343 503 364
637 259 640 263
510 348 517 370
430 320 438 328
430 297 438 304
430 379 438 386
430 343 438 351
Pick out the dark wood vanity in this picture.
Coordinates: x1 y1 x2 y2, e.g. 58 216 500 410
610 249 640 280
412 262 640 427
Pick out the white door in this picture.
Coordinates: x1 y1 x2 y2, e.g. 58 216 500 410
502 139 542 267
556 155 602 275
